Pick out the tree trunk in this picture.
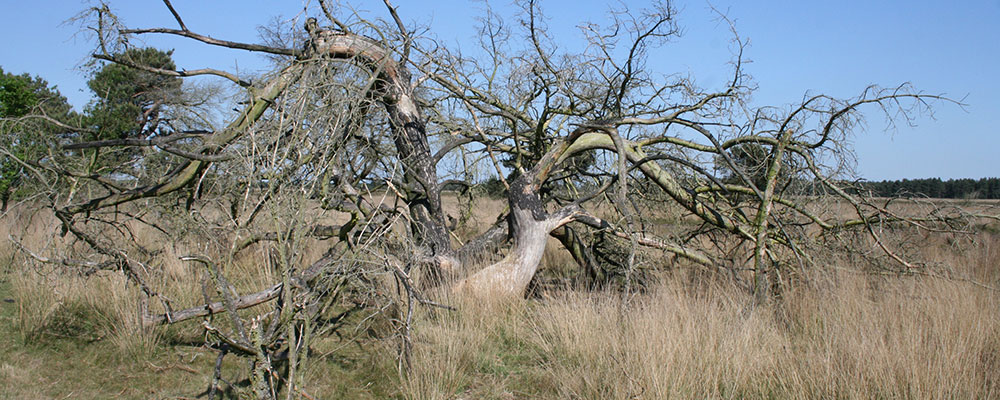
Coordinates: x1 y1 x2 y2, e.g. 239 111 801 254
381 85 451 254
456 175 579 297
310 30 453 255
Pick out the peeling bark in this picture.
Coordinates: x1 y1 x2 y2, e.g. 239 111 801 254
456 175 582 297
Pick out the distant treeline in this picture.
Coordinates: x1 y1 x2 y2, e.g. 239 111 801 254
457 176 1000 200
862 177 1000 199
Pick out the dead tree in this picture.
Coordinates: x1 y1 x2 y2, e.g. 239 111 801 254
21 0 984 307
5 0 993 395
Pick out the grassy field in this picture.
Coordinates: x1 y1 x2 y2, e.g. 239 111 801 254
1 199 998 399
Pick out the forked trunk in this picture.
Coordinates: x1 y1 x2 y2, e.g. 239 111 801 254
456 176 580 297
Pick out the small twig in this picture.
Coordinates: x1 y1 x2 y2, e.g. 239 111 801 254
146 361 198 375
386 259 456 311
8 235 114 273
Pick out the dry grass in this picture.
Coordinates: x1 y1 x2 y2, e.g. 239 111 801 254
0 200 998 398
400 210 1000 399
404 262 999 399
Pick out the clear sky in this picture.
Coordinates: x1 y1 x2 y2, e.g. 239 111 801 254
1 0 997 180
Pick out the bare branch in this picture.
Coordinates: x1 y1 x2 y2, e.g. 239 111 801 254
122 27 298 56
161 0 188 31
144 284 282 326
318 0 351 33
9 235 116 273
92 53 249 86
180 255 250 342
381 0 412 62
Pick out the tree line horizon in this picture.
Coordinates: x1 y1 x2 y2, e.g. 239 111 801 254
860 176 1000 200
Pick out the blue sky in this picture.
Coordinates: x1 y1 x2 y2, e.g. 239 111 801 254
1 0 997 180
